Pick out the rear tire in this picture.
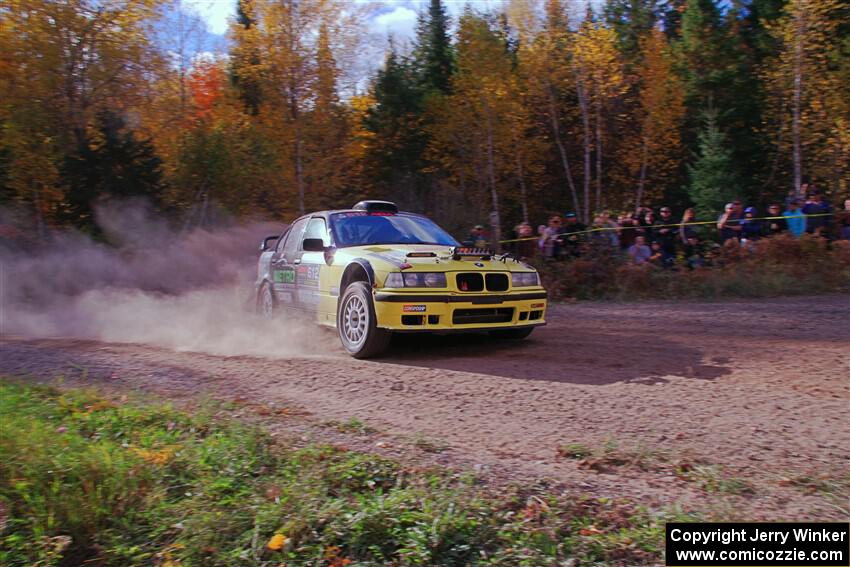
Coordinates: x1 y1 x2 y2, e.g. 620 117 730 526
489 327 534 340
337 281 391 358
257 282 276 319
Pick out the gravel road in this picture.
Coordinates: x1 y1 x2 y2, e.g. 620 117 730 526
2 296 848 520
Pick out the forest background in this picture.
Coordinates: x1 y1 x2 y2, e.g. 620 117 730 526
1 0 848 244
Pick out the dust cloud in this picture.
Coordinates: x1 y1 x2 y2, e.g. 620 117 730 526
0 201 334 358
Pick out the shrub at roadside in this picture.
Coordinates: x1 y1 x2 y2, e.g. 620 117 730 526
538 235 850 301
0 381 672 566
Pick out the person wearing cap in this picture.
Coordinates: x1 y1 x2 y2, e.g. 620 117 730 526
783 200 806 237
463 224 489 248
802 192 832 237
559 212 587 258
765 204 787 236
740 207 762 243
653 206 677 256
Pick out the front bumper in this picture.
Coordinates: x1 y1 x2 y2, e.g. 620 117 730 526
372 289 547 332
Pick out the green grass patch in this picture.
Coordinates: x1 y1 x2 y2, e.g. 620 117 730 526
0 380 676 566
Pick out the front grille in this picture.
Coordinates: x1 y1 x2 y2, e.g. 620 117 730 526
485 273 509 291
452 307 514 325
456 273 484 292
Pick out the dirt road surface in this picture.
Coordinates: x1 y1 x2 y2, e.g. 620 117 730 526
2 296 848 520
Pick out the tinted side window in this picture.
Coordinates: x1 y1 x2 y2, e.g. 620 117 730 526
274 227 291 252
302 217 328 248
282 218 309 259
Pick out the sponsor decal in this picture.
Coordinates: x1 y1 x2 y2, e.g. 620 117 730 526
474 262 485 267
531 303 545 308
298 264 321 287
273 268 295 284
402 305 427 312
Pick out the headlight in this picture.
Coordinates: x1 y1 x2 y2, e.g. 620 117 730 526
384 272 446 288
511 272 540 287
384 272 404 288
403 272 446 287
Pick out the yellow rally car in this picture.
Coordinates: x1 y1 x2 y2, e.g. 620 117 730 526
255 201 547 358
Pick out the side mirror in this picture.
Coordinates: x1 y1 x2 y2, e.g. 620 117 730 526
260 235 279 252
302 238 325 252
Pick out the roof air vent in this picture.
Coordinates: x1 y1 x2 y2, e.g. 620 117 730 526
352 200 398 214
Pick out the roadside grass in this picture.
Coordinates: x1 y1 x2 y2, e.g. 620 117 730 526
775 471 850 515
557 441 758 497
681 465 755 496
410 432 449 454
557 440 671 473
0 380 678 566
323 417 376 435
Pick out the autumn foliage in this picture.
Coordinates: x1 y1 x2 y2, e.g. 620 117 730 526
0 0 847 235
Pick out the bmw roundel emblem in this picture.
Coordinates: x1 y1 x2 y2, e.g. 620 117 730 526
474 262 485 267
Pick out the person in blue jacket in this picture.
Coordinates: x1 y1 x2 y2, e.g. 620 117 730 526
783 200 806 237
740 207 763 242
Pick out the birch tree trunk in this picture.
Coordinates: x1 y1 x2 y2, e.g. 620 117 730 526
482 98 501 252
636 135 649 212
516 149 529 223
594 96 602 214
546 85 580 216
576 78 592 223
792 7 804 199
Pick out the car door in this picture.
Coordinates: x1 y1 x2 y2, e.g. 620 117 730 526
271 217 308 308
295 216 328 314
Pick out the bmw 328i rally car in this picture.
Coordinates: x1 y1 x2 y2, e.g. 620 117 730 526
256 201 547 358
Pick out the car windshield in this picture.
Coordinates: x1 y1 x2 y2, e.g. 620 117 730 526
331 212 459 247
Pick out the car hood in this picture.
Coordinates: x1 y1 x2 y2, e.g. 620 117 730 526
343 244 537 272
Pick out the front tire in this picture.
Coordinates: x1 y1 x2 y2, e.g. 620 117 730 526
337 282 391 358
489 327 534 340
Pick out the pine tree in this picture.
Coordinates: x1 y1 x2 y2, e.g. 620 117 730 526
688 110 738 219
603 0 660 61
231 0 264 115
413 0 454 96
363 48 428 204
61 111 164 230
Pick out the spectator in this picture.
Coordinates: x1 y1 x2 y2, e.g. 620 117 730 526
641 210 655 241
649 240 675 268
740 207 762 243
680 208 698 243
683 236 706 269
802 192 832 237
464 224 489 248
764 203 787 236
837 199 850 241
540 216 563 259
717 201 743 243
513 221 536 259
783 200 806 237
559 212 586 258
591 213 619 248
628 235 652 264
653 206 677 256
618 214 640 250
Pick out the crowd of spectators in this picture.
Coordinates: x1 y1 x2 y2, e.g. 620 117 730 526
464 187 850 268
